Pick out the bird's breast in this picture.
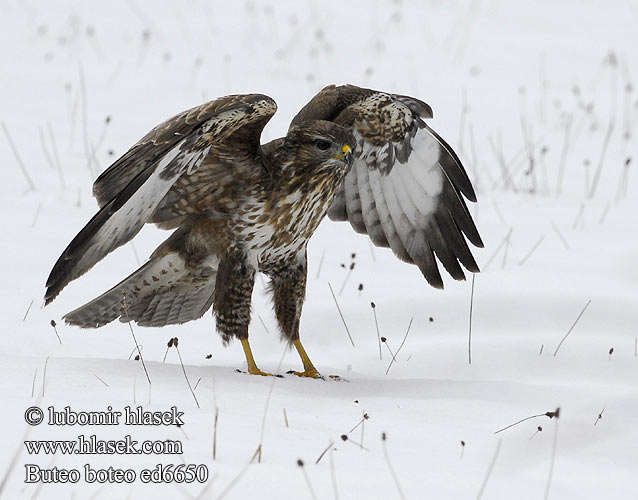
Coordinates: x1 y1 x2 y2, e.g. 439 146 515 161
240 177 340 269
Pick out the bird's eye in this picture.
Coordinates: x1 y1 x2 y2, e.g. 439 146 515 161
315 139 331 151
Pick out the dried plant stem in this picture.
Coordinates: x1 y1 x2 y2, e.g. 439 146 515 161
371 303 382 360
315 442 334 465
329 448 340 500
254 345 288 463
257 314 270 334
553 300 592 356
495 409 560 434
556 116 572 195
41 357 50 397
2 121 36 191
382 433 405 500
519 236 545 265
385 318 413 375
213 407 219 460
476 440 502 499
544 419 560 500
315 249 326 279
31 368 38 397
175 345 200 408
588 121 614 199
328 283 354 347
551 223 570 249
468 274 476 364
23 299 34 321
483 228 513 271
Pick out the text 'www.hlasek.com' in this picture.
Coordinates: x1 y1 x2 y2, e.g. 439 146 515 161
22 405 209 484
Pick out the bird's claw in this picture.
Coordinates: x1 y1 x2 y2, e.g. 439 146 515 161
287 368 344 381
236 368 283 378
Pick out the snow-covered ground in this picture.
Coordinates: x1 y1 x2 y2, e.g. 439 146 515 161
1 0 637 498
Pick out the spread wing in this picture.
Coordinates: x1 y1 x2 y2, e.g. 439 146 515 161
291 85 483 288
45 94 277 304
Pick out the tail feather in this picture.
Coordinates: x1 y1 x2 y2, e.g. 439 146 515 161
63 253 217 329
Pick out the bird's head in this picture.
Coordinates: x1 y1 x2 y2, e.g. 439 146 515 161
282 120 355 177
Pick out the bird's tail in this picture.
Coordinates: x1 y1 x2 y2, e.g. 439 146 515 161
63 252 218 328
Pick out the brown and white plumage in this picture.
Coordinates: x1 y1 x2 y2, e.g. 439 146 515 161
291 84 483 289
44 85 482 377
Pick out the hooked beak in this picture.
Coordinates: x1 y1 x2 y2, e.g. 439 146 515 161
332 144 353 167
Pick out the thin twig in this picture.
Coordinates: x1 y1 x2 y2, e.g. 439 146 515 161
594 407 605 426
381 433 405 500
371 302 382 360
216 460 252 500
495 408 560 434
193 376 204 391
556 115 572 195
588 121 614 199
328 283 354 347
23 299 34 321
315 442 334 465
483 228 513 271
385 318 413 375
254 345 288 463
551 223 570 249
78 63 95 178
571 203 585 230
519 236 545 266
213 407 219 460
50 320 61 344
41 357 49 397
338 263 355 295
329 448 339 500
93 374 109 387
2 121 36 191
31 368 38 397
175 344 200 408
468 274 476 364
297 460 318 500
553 300 592 356
257 314 270 334
46 121 65 189
122 295 151 385
348 413 370 434
544 417 560 500
315 249 326 280
475 440 502 500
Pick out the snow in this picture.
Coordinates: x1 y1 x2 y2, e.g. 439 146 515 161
1 0 637 498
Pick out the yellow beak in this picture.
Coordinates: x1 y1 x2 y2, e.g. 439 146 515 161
331 144 352 160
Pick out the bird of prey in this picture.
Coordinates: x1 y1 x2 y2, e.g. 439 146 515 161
45 84 483 378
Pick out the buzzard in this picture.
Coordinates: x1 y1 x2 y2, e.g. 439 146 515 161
45 85 483 378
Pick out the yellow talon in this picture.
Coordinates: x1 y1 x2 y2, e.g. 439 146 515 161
247 367 276 377
241 338 277 377
290 340 343 380
292 368 323 379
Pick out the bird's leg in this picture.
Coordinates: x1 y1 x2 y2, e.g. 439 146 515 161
240 338 275 377
292 338 322 379
268 253 334 379
214 250 274 377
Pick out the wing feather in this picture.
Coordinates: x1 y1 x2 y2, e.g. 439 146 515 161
353 166 390 248
46 94 276 304
342 163 366 233
294 85 483 288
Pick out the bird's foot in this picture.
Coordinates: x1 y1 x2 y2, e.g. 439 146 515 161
235 368 283 378
287 368 344 381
